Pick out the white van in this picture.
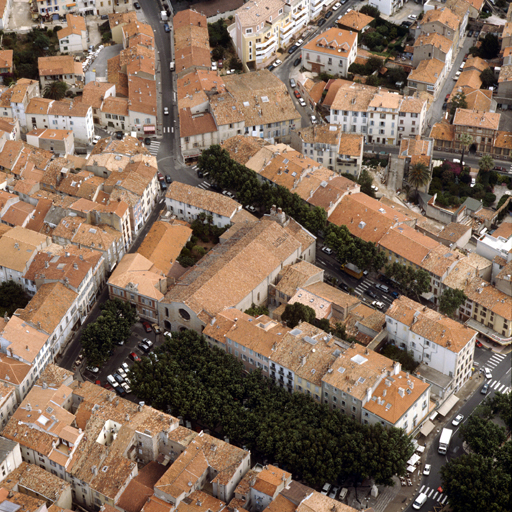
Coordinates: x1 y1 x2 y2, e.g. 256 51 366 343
412 493 427 510
107 375 117 386
170 61 175 71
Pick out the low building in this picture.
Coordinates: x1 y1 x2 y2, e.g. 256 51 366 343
0 50 13 75
37 56 84 90
412 33 453 68
336 10 374 33
0 356 32 403
108 253 167 322
417 6 462 50
0 384 18 432
407 58 446 100
57 14 88 54
165 182 243 228
290 124 364 177
25 129 74 156
0 437 22 481
301 27 357 78
387 295 477 393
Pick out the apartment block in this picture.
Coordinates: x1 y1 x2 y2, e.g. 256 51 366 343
407 58 447 100
329 83 427 145
416 6 462 50
26 129 74 156
0 437 22 481
37 56 84 90
57 14 88 53
387 295 477 393
302 28 357 77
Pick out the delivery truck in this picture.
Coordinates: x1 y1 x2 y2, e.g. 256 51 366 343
341 262 364 279
438 428 453 455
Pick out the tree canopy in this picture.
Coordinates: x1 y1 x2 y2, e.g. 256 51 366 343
43 80 68 100
281 302 316 328
128 329 415 487
439 288 467 317
384 262 430 299
450 91 467 116
0 280 30 317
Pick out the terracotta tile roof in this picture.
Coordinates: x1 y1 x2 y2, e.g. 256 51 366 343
298 491 359 512
414 32 452 54
498 64 512 83
58 14 86 39
464 56 489 73
38 56 83 77
304 281 360 309
1 200 35 227
173 9 207 30
108 253 166 299
163 218 305 319
464 88 492 111
17 282 77 335
49 99 91 118
0 354 31 385
122 45 156 77
455 69 482 90
307 80 327 104
408 58 445 85
420 244 460 277
174 47 211 75
100 96 129 116
387 295 477 351
338 132 364 156
430 121 455 141
220 135 268 165
0 50 13 69
421 7 460 31
304 27 357 58
234 0 284 26
81 81 115 109
25 98 53 115
177 70 226 111
179 108 217 138
253 465 291 497
337 10 374 30
294 124 342 145
321 78 354 108
128 75 157 116
122 21 154 42
0 315 48 363
107 54 128 97
399 135 432 160
136 221 192 275
274 260 323 298
108 11 138 30
438 222 471 243
453 108 500 130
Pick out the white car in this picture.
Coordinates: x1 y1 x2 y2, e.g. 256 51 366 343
371 185 379 192
211 61 217 71
485 368 492 380
298 98 306 107
86 366 99 373
222 190 235 199
337 14 343 20
332 2 341 10
121 382 132 394
117 368 127 379
408 14 417 20
452 414 464 426
311 115 318 124
121 362 129 373
321 246 333 255
163 107 169 115
274 59 282 67
423 464 431 476
297 39 303 45
372 300 384 310
92 135 101 145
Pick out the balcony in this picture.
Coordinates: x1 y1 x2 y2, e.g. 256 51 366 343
280 20 294 35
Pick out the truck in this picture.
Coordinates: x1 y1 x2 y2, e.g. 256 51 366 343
160 11 168 21
438 428 453 455
341 262 364 279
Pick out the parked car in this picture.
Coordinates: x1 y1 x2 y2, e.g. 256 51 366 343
321 483 331 495
142 338 154 348
408 14 417 19
211 61 217 71
114 385 126 396
310 115 318 124
142 321 152 332
129 352 141 362
288 44 298 54
117 368 127 379
115 131 124 140
485 368 492 380
144 137 152 146
163 107 169 115
375 283 389 293
423 464 431 476
366 290 377 299
481 382 489 394
157 172 164 181
332 2 341 10
340 282 349 292
293 57 302 67
92 135 101 145
121 362 129 373
329 486 339 499
318 18 326 26
133 2 140 8
245 205 257 213
321 246 333 255
341 0 348 4
267 64 276 72
298 98 306 107
452 414 464 426
122 382 132 393
325 10 333 18
289 78 297 88
113 373 124 385
391 291 400 299
197 170 204 178
163 23 171 32
372 300 384 310
138 342 151 354
107 375 117 386
442 102 448 110
468 30 473 37
294 90 301 99
165 175 172 183
274 59 282 67
222 190 235 199
494 166 507 173
152 323 161 334
86 365 99 373
475 340 483 348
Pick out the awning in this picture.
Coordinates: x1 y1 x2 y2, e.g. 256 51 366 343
416 445 426 453
407 453 421 466
144 125 155 133
66 3 76 6
421 291 434 301
430 411 438 421
407 465 416 473
438 394 459 416
420 420 435 437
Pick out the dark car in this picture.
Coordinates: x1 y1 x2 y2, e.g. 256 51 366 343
288 44 298 54
340 283 349 292
318 18 326 26
468 30 473 37
474 31 480 38
114 385 126 396
114 373 124 385
197 169 204 178
391 291 400 299
115 131 124 140
442 102 448 110
494 166 507 173
139 342 152 354
268 64 276 72
134 2 140 8
163 23 171 32
366 290 378 299
100 14 109 19
144 137 152 146
401 21 413 27
293 57 302 67
165 175 172 183
325 10 333 18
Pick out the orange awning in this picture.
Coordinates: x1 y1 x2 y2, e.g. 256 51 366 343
66 3 76 6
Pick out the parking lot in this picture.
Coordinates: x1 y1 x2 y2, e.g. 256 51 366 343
77 320 167 400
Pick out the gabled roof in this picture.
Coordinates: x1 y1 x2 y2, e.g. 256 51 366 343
408 58 445 85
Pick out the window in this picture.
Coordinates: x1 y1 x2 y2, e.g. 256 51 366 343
246 28 253 34
178 309 190 320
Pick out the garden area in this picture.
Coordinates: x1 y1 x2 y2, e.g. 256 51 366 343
208 19 243 72
428 157 511 208
0 281 30 317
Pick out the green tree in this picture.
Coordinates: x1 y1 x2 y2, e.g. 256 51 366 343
441 454 511 512
207 19 231 48
244 303 270 317
358 168 376 198
43 81 69 100
439 288 467 317
478 154 495 173
489 392 512 431
460 415 507 458
408 162 431 197
281 302 316 328
479 34 500 60
380 344 419 373
458 133 473 173
0 280 30 317
366 56 384 74
80 321 113 366
359 4 380 18
384 263 430 299
450 90 468 116
480 67 497 89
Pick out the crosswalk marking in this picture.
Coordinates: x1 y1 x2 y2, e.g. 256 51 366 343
427 488 434 498
192 165 198 170
420 485 425 493
421 486 446 504
433 492 438 500
197 181 210 190
149 141 160 156
441 496 448 504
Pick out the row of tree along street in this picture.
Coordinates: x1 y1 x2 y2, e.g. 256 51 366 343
440 392 511 512
128 330 415 488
